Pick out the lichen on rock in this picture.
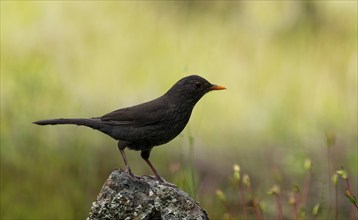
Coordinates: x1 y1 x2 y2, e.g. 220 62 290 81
88 169 209 220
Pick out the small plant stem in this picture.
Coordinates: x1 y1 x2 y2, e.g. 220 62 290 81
220 198 232 219
222 201 232 218
326 131 336 217
247 185 263 220
292 201 298 220
345 177 358 209
351 206 358 220
302 170 312 208
335 182 338 220
187 134 196 198
327 146 332 210
216 189 232 219
275 194 283 220
295 191 302 216
345 178 352 194
237 182 248 220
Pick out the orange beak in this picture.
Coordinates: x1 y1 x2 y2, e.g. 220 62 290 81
209 84 226 91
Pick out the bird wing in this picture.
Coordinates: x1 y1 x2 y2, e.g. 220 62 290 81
100 98 168 127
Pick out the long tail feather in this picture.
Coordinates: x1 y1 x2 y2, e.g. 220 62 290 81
33 118 103 130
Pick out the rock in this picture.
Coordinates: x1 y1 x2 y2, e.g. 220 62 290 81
87 169 209 220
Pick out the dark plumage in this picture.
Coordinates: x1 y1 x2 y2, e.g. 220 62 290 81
34 75 225 181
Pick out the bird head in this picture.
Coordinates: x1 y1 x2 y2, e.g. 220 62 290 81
165 75 226 104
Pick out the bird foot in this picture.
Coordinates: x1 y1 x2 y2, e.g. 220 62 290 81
161 181 177 188
156 177 177 187
125 168 140 182
155 176 165 183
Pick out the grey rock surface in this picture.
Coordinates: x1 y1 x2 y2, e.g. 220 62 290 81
87 169 209 220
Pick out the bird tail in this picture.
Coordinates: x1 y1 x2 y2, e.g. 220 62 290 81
33 118 103 130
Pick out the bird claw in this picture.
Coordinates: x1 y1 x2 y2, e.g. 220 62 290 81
161 181 177 188
153 175 177 188
125 168 140 182
155 176 165 183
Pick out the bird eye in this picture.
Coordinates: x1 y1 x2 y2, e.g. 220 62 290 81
195 82 202 88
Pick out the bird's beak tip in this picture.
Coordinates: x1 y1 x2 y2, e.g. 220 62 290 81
210 84 226 91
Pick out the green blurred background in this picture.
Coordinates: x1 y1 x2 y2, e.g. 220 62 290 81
1 1 357 219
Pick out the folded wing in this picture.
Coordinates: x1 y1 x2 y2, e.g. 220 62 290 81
100 98 168 127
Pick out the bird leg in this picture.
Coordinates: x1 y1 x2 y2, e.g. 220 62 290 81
141 150 164 182
117 142 136 180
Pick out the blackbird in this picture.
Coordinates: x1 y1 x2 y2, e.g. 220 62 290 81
34 75 225 182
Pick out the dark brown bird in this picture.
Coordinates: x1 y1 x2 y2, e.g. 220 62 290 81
33 75 225 182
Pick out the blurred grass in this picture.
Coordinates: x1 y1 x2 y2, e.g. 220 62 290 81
1 1 357 219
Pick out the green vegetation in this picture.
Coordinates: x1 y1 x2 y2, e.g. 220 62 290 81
215 159 357 219
1 2 357 219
